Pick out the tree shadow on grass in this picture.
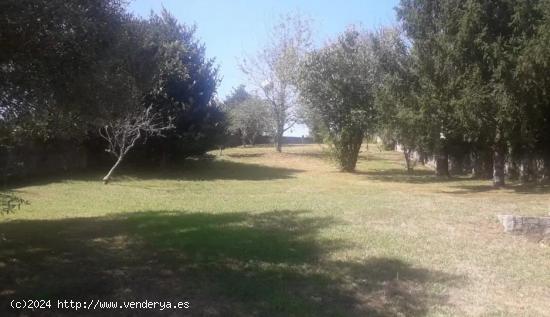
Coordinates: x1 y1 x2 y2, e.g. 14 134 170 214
120 159 304 182
355 168 463 184
357 168 550 195
356 152 398 162
6 159 303 190
283 151 330 160
0 210 462 316
224 153 265 158
444 183 550 195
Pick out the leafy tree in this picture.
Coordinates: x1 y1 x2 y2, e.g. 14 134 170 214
140 10 226 162
298 104 328 143
373 27 424 172
398 0 550 186
73 12 175 182
448 0 546 186
514 0 550 182
224 87 272 146
1 3 226 180
298 28 378 172
0 0 125 141
240 13 312 152
224 85 252 108
397 0 463 177
1 0 127 179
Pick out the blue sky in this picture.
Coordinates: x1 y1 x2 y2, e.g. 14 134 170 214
129 0 399 136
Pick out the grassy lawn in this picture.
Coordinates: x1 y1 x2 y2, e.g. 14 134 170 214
1 144 549 316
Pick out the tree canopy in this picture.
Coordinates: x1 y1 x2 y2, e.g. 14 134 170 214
298 28 378 171
3 0 550 187
1 1 225 181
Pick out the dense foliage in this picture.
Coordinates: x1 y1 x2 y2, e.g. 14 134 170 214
392 0 550 186
1 1 224 180
1 0 125 141
372 28 424 172
298 29 378 171
293 0 550 185
224 86 272 146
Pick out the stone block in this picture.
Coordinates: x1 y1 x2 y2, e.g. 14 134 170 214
497 214 550 236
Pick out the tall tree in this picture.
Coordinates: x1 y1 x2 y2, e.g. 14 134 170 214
224 87 272 146
139 10 226 162
0 0 125 141
1 3 226 180
240 13 312 152
298 28 378 172
397 0 461 177
374 27 425 172
450 0 545 186
518 0 550 182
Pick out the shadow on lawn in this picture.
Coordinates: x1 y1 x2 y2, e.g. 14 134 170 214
358 168 550 194
357 151 398 162
355 168 461 184
283 151 330 161
445 183 550 195
0 210 462 316
224 153 265 158
123 159 304 182
6 159 303 189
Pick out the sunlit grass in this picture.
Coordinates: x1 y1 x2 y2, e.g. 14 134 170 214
1 144 549 316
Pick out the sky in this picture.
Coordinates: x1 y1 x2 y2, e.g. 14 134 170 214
128 0 400 136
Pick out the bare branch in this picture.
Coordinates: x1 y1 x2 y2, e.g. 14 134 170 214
99 106 174 183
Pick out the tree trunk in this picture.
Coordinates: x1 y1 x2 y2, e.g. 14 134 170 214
404 148 413 173
507 158 519 181
275 130 283 152
337 130 363 172
435 143 449 177
103 155 124 184
419 152 426 165
493 149 505 187
340 143 362 172
519 155 532 183
542 154 550 183
493 129 506 187
449 154 465 175
471 152 482 178
471 149 493 179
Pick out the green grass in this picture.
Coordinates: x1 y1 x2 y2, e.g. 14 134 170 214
1 145 549 316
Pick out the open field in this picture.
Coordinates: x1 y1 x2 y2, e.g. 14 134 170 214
1 144 549 316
